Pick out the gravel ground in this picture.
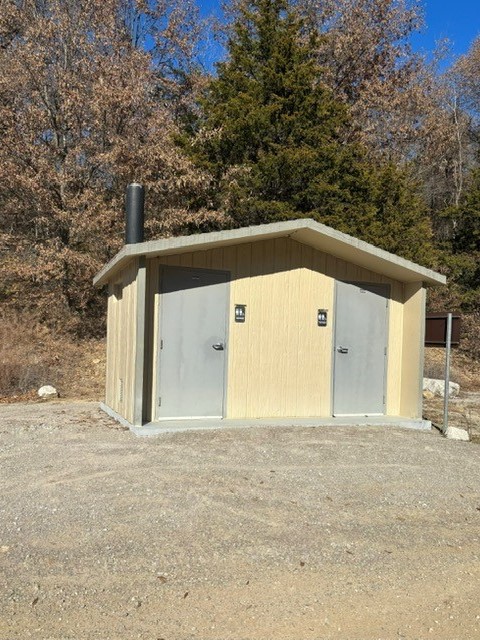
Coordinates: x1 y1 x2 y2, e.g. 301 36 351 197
1 401 480 640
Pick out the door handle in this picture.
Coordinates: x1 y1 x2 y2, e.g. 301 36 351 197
337 346 349 354
212 343 224 351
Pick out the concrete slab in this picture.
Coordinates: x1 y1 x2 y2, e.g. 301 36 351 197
131 415 432 436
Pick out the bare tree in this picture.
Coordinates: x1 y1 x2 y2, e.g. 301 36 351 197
0 0 223 333
454 36 480 121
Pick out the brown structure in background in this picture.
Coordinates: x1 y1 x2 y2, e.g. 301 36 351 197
425 313 461 346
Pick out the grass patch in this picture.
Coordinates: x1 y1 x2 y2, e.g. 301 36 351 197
0 312 105 400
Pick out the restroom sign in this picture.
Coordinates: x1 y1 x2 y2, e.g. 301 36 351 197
235 304 246 323
317 309 328 327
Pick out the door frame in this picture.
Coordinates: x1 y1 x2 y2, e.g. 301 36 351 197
155 264 231 421
331 280 390 417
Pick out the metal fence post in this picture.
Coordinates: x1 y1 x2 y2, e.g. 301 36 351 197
443 312 453 433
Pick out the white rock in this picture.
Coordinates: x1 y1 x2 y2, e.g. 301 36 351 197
37 385 58 399
423 377 460 398
445 426 470 442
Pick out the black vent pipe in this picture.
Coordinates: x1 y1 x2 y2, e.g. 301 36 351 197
125 183 145 244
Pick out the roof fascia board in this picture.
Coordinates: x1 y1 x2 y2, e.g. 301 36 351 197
290 225 446 286
93 219 446 287
93 220 303 286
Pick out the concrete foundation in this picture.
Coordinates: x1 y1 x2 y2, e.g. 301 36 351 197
100 404 431 436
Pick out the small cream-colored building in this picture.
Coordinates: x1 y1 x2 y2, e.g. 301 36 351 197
93 219 445 429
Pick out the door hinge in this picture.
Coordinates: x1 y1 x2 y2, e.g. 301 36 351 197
384 347 387 356
160 339 163 349
158 396 161 406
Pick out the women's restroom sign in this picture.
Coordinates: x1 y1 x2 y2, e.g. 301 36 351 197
317 309 327 327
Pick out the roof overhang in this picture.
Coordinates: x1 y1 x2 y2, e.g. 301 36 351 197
93 218 446 287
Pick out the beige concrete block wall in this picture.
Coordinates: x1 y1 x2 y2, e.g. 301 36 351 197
105 258 139 423
144 238 407 421
400 282 426 418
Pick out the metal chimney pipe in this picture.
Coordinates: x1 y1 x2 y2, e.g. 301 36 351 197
125 183 145 244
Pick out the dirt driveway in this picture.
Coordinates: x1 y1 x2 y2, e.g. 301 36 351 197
1 401 480 640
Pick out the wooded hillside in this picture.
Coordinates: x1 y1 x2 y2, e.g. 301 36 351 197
0 0 479 369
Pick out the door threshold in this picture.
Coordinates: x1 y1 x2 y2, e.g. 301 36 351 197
333 413 385 417
156 416 223 421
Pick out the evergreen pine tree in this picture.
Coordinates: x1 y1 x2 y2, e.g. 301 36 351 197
369 164 434 264
439 169 480 309
186 0 434 264
189 0 372 229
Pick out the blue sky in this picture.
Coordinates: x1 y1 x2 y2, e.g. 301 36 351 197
198 0 480 67
413 0 479 60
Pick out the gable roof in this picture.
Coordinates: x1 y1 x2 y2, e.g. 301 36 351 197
93 218 446 287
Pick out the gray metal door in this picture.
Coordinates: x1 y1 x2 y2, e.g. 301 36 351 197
333 281 389 416
157 267 229 419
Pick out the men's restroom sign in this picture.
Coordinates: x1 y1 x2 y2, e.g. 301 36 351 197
235 304 246 323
